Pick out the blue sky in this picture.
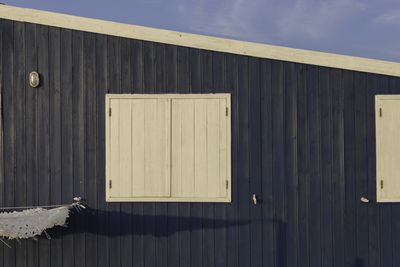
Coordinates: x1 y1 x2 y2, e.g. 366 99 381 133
4 0 400 62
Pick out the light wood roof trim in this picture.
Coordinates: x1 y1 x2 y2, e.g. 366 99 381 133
1 5 399 77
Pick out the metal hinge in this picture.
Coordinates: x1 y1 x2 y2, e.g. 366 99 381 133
226 107 229 116
109 107 112 116
380 180 383 189
109 180 112 189
379 108 382 117
226 180 229 189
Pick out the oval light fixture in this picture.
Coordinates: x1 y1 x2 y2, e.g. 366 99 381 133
29 71 40 88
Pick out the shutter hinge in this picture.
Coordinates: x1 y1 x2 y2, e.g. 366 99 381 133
109 107 112 116
226 107 229 116
226 180 229 189
380 180 383 189
379 108 382 117
109 180 112 189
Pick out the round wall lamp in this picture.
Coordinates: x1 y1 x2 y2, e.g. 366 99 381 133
29 71 40 88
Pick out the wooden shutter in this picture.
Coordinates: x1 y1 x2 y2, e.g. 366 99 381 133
171 98 229 199
107 98 170 200
376 96 400 202
106 93 231 202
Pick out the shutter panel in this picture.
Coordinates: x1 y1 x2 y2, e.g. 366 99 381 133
171 98 228 198
376 97 400 202
108 98 170 199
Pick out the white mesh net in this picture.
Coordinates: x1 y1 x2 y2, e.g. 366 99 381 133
0 205 72 239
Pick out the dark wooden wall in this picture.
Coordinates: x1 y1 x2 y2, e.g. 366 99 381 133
1 19 400 267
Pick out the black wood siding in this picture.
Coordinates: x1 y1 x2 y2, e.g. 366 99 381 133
1 19 400 267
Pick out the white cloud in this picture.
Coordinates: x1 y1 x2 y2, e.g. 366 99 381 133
374 9 400 25
166 0 400 60
276 0 366 40
175 0 368 43
175 0 275 41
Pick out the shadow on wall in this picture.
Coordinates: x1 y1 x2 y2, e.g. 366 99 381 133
6 207 314 267
45 207 249 238
355 258 365 267
275 220 286 267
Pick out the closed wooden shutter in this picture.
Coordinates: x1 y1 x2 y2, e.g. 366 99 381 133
171 98 228 199
107 98 170 199
376 96 400 202
106 94 231 202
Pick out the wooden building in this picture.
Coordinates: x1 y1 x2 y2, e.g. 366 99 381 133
1 5 400 267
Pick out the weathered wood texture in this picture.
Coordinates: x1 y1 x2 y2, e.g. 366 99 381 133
1 19 400 267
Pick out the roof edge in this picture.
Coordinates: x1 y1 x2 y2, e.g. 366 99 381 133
1 5 399 77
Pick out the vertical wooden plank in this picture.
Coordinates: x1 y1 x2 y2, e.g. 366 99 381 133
0 19 5 263
176 46 191 267
25 22 38 267
284 62 298 267
2 19 16 267
37 25 50 267
194 99 208 198
166 45 181 267
131 39 144 267
366 75 380 267
118 99 132 197
48 26 62 267
331 69 345 267
0 19 4 264
213 51 227 267
142 41 156 267
189 48 203 267
95 33 109 267
119 37 133 267
72 30 86 267
171 99 195 197
165 44 179 267
354 73 370 266
14 21 27 267
216 99 231 199
131 100 145 196
320 67 333 267
144 99 170 197
271 61 285 267
297 65 310 267
60 27 74 259
201 50 215 267
206 99 221 197
307 65 322 267
225 54 239 267
84 31 97 267
107 35 121 267
218 98 227 198
342 70 356 267
260 59 274 267
109 98 122 198
154 42 167 267
248 57 263 267
171 100 183 196
353 73 369 267
237 55 250 267
0 19 4 266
